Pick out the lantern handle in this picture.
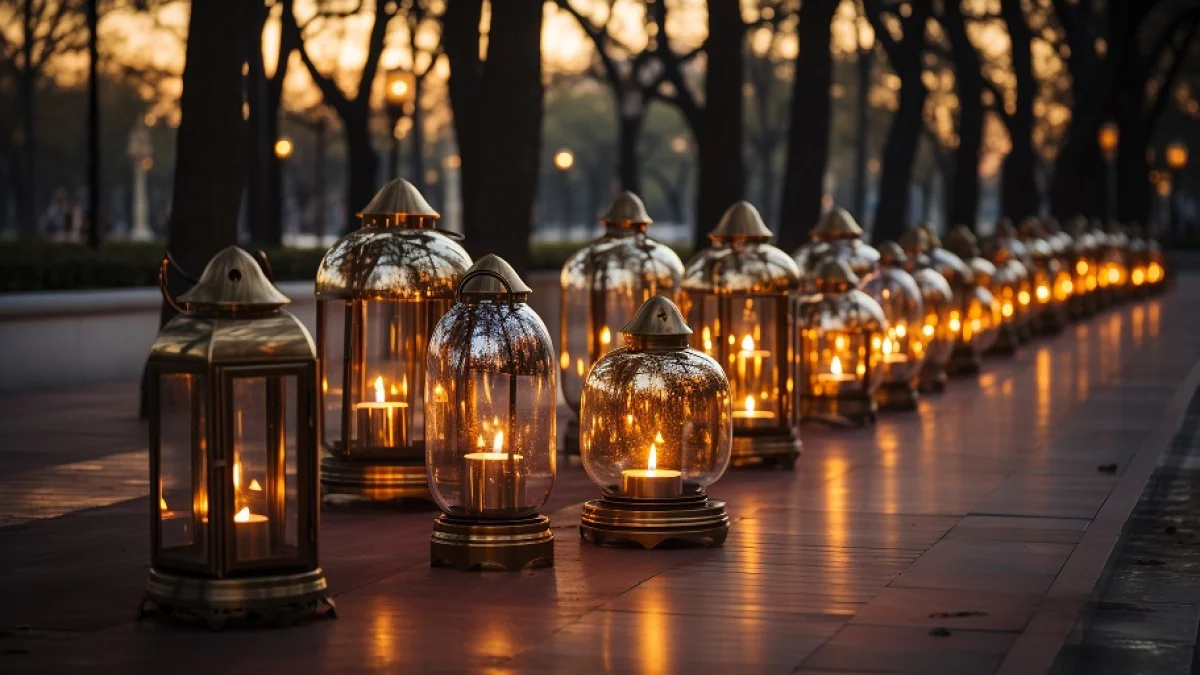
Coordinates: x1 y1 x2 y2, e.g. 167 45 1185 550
456 269 515 307
157 250 197 314
254 249 275 281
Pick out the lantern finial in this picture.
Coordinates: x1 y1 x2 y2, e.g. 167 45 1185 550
815 257 859 291
899 227 929 256
359 178 439 226
944 225 979 259
458 254 533 297
710 200 773 241
621 295 693 337
177 246 290 311
600 191 652 228
813 207 864 240
877 241 907 266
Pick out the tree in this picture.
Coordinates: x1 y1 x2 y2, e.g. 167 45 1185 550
696 0 745 248
940 0 982 229
245 0 296 245
777 0 839 250
445 0 545 274
995 0 1038 222
865 0 932 243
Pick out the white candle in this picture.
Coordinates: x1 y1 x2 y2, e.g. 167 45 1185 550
621 441 683 499
463 431 526 514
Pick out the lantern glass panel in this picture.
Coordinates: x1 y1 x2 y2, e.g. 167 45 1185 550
427 302 556 519
690 295 785 429
581 342 732 494
157 372 207 562
801 329 879 398
861 271 924 384
228 375 303 565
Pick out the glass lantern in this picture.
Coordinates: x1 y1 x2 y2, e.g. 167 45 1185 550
1018 219 1070 334
679 201 800 468
1145 231 1168 292
992 219 1037 339
426 255 556 571
1100 221 1130 302
315 179 472 503
913 225 990 377
578 295 732 549
1066 217 1100 318
979 237 1027 354
898 228 956 393
797 258 887 427
1126 224 1149 296
860 242 925 410
943 226 1001 372
793 207 880 293
560 191 684 456
141 247 333 629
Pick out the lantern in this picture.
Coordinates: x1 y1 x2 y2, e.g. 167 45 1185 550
992 219 1037 340
898 228 956 393
1066 217 1100 318
1145 232 1168 291
1018 219 1071 333
793 208 880 293
426 255 556 571
979 237 1028 354
912 225 990 377
1089 219 1115 306
1101 222 1130 300
560 191 684 455
578 296 732 548
315 179 472 503
860 242 926 410
680 201 800 468
141 247 332 628
797 258 887 426
1126 224 1149 295
943 226 1002 372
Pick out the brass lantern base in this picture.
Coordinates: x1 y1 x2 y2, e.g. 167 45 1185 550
730 431 801 469
430 514 555 572
800 395 877 427
876 381 919 411
138 567 335 630
917 364 948 394
580 493 729 549
947 346 982 376
320 455 432 504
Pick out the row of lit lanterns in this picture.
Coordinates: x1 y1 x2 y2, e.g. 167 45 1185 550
139 179 1167 628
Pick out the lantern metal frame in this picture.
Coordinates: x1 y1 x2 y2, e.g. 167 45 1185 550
944 226 1003 371
898 229 956 394
980 238 1026 355
578 296 731 549
1019 222 1069 335
793 208 880 293
1066 218 1100 318
861 242 926 411
139 248 334 629
1101 222 1131 302
911 226 984 379
315 180 472 504
680 201 801 469
426 256 556 571
559 191 684 457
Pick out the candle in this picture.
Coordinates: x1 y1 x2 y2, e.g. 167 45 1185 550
234 506 270 560
621 441 683 499
882 337 908 364
463 431 526 515
159 497 194 547
356 375 409 449
732 394 776 420
816 355 857 383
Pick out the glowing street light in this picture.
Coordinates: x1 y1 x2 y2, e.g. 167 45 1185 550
274 137 294 159
1097 122 1119 158
553 149 575 171
1165 141 1189 172
1098 121 1119 223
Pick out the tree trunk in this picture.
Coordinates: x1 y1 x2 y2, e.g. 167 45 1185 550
778 0 838 251
244 0 271 243
409 75 427 197
444 0 485 248
872 75 927 243
19 0 35 236
944 0 982 229
343 110 379 233
86 0 101 247
853 44 871 224
695 0 744 249
617 113 643 194
999 0 1039 221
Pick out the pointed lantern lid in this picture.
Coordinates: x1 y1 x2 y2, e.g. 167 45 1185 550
812 208 864 240
621 295 693 338
878 241 908 267
457 254 532 300
359 178 440 228
814 257 859 293
898 227 929 255
944 225 979 259
601 191 652 230
710 200 773 242
916 223 943 248
177 246 291 311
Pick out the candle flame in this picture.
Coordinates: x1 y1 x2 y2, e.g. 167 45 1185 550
648 443 657 471
476 434 485 449
234 506 251 523
1076 261 1088 275
740 334 755 352
1036 285 1050 302
249 479 262 492
390 384 399 396
599 326 611 347
744 395 756 413
882 338 893 356
831 355 843 376
159 497 168 510
233 461 241 488
493 430 504 452
402 375 408 397
923 323 935 338
896 323 906 338
655 431 664 444
374 376 385 403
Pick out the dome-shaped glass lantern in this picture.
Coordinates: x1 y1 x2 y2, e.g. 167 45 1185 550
979 237 1026 354
1066 217 1100 318
1018 219 1069 334
1088 219 1114 306
679 201 801 468
315 179 472 503
560 191 684 456
1101 221 1130 300
425 255 556 571
944 226 1002 371
793 208 880 293
860 242 925 411
898 228 956 393
914 225 992 377
578 296 732 549
797 258 887 427
140 247 333 629
1126 224 1150 294
1145 231 1168 291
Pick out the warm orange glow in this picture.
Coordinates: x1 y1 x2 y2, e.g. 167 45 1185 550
1108 268 1120 284
948 311 961 333
159 497 168 510
1036 285 1051 303
744 395 756 413
1002 301 1014 317
882 338 893 356
493 430 504 453
1018 290 1031 305
374 376 386 403
234 506 252 523
922 324 935 338
554 149 575 171
1148 262 1164 283
895 323 906 338
249 479 262 492
273 138 293 159
1165 141 1189 171
831 355 843 376
1132 268 1145 286
599 326 611 347
1098 121 1119 154
647 443 657 472
740 334 755 352
1076 260 1088 275
388 79 409 99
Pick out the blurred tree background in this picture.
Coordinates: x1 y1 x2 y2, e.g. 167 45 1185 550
0 0 1197 285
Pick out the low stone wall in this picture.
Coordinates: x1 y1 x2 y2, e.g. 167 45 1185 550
0 271 563 392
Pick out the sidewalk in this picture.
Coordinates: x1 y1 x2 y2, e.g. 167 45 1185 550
1 280 1198 674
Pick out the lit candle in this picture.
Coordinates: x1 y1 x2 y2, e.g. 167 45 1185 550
356 375 409 450
621 440 683 499
882 336 908 364
234 505 271 560
463 430 526 515
816 355 857 383
731 394 776 420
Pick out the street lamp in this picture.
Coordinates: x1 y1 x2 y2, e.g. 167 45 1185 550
1165 140 1188 238
554 148 574 229
384 68 416 180
1098 121 1119 224
274 137 294 160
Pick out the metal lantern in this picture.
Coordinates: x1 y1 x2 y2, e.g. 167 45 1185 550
1145 232 1168 291
560 191 684 455
141 247 333 628
1101 221 1130 301
913 225 989 377
1018 219 1070 334
860 242 925 410
1126 224 1150 295
1066 217 1100 318
979 237 1027 354
943 226 1001 372
680 201 800 468
898 228 956 393
425 255 556 571
793 208 880 293
797 258 887 427
579 296 732 549
315 179 472 503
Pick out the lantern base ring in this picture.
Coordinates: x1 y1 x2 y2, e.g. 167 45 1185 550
430 514 555 572
876 382 919 411
138 567 335 630
580 493 729 549
320 455 432 503
730 432 801 469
